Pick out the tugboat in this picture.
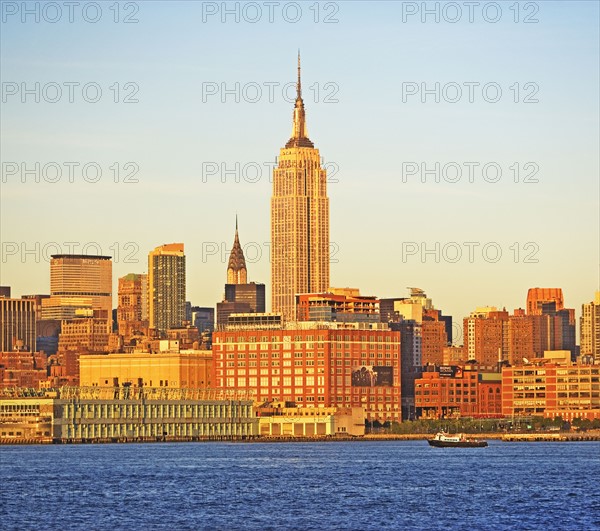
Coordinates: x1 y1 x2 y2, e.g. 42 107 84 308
428 432 488 448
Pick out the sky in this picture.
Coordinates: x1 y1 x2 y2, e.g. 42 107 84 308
1 1 598 343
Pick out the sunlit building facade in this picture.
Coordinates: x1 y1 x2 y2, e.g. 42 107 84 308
41 255 112 327
581 292 600 362
271 55 329 322
148 244 186 334
415 365 502 419
213 322 402 424
0 298 36 352
502 361 600 419
79 350 213 389
117 273 149 339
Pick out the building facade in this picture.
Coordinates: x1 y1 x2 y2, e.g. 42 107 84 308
218 284 266 327
502 361 600 419
0 350 47 389
117 273 149 340
388 320 421 420
148 243 186 334
213 322 402 424
296 289 379 323
79 350 213 389
191 307 215 333
581 292 600 362
0 387 257 442
257 405 366 437
463 307 508 365
271 55 329 322
526 287 564 315
421 320 447 365
41 255 112 326
0 297 36 352
57 318 112 354
415 365 502 419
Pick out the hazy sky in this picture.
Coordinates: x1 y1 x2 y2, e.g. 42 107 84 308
1 1 598 342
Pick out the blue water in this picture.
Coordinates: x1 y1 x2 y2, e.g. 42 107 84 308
1 441 599 530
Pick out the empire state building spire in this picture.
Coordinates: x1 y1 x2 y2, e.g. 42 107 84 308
272 54 329 322
286 51 314 148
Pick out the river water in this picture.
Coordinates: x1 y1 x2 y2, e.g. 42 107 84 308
1 440 598 530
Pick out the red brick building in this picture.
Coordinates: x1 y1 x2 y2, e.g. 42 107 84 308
421 320 447 365
213 322 402 423
502 362 600 419
415 365 502 419
0 351 48 389
526 287 564 315
463 309 508 365
464 304 576 366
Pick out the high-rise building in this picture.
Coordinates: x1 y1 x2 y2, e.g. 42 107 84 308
507 309 535 365
527 287 564 315
227 217 247 285
581 292 600 362
463 307 509 365
529 299 576 361
421 320 447 365
21 294 57 355
0 298 36 352
217 222 265 326
271 54 329 322
464 297 576 366
117 273 149 339
148 244 186 334
224 284 265 313
41 255 112 326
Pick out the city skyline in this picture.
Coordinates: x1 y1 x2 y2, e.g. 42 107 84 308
1 1 598 329
1 4 598 530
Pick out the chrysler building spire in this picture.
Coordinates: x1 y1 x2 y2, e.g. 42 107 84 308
227 216 247 284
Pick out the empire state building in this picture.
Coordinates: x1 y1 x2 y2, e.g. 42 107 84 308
271 54 330 322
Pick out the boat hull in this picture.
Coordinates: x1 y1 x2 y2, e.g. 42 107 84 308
428 439 488 448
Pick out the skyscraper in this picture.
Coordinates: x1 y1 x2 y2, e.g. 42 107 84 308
271 54 329 322
217 221 265 326
40 255 112 327
148 243 186 334
227 217 247 285
581 292 600 361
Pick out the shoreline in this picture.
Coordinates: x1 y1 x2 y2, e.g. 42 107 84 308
2 431 600 445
